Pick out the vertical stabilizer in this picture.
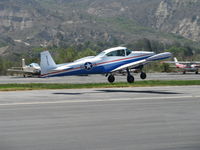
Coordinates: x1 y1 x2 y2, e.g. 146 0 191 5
174 57 179 65
40 51 57 75
22 58 25 68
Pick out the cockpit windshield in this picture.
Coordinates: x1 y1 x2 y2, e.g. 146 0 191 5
126 49 132 55
106 49 125 57
96 51 106 57
96 48 133 57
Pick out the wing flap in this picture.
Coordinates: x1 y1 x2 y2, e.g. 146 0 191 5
111 59 146 72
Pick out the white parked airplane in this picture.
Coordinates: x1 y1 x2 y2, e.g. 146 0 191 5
7 59 41 77
40 47 171 83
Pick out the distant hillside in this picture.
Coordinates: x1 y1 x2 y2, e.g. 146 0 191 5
0 0 200 58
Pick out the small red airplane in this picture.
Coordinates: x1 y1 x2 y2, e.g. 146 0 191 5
173 57 200 74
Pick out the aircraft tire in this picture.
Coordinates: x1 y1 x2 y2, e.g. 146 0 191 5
196 71 198 74
108 75 115 83
127 75 134 83
140 72 147 79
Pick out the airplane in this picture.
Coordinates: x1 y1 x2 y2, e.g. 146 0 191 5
167 57 200 74
40 47 171 83
7 58 41 77
174 57 200 74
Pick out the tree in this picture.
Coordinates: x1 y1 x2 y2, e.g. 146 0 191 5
77 48 96 59
0 57 13 75
58 47 77 63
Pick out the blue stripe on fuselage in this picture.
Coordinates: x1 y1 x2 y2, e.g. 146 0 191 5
43 55 150 77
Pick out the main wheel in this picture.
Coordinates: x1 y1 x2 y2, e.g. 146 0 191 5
195 71 198 74
108 74 115 83
127 75 134 83
140 72 146 79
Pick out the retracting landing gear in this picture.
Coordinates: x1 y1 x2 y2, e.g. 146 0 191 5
126 68 134 83
107 68 145 83
140 72 147 80
108 74 115 83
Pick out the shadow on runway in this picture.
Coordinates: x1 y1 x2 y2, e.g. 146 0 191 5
52 89 181 95
53 92 82 95
96 89 181 95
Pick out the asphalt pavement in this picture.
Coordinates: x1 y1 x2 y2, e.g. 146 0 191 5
0 86 200 150
0 72 200 84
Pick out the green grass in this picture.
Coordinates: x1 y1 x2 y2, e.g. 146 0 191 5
0 80 200 91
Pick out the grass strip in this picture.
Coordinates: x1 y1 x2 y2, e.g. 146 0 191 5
0 80 200 91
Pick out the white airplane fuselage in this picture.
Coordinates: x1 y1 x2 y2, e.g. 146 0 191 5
41 52 153 77
40 47 171 82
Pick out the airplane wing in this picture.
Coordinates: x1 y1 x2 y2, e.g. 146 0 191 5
7 68 23 73
111 59 146 72
7 69 37 74
165 60 200 64
111 52 171 72
174 61 200 64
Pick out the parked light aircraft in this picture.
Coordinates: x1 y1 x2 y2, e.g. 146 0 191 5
170 57 200 74
7 58 41 77
40 47 171 83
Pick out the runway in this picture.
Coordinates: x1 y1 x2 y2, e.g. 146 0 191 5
0 86 200 150
0 72 200 84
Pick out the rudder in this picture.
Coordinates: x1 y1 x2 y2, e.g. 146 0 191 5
40 51 57 75
174 57 179 65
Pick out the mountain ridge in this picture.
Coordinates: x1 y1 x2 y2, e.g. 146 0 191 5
0 0 200 57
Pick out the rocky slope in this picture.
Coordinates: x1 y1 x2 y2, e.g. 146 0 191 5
154 0 200 41
0 0 200 56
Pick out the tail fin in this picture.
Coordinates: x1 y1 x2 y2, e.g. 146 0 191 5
174 57 179 65
22 58 26 68
40 51 56 75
